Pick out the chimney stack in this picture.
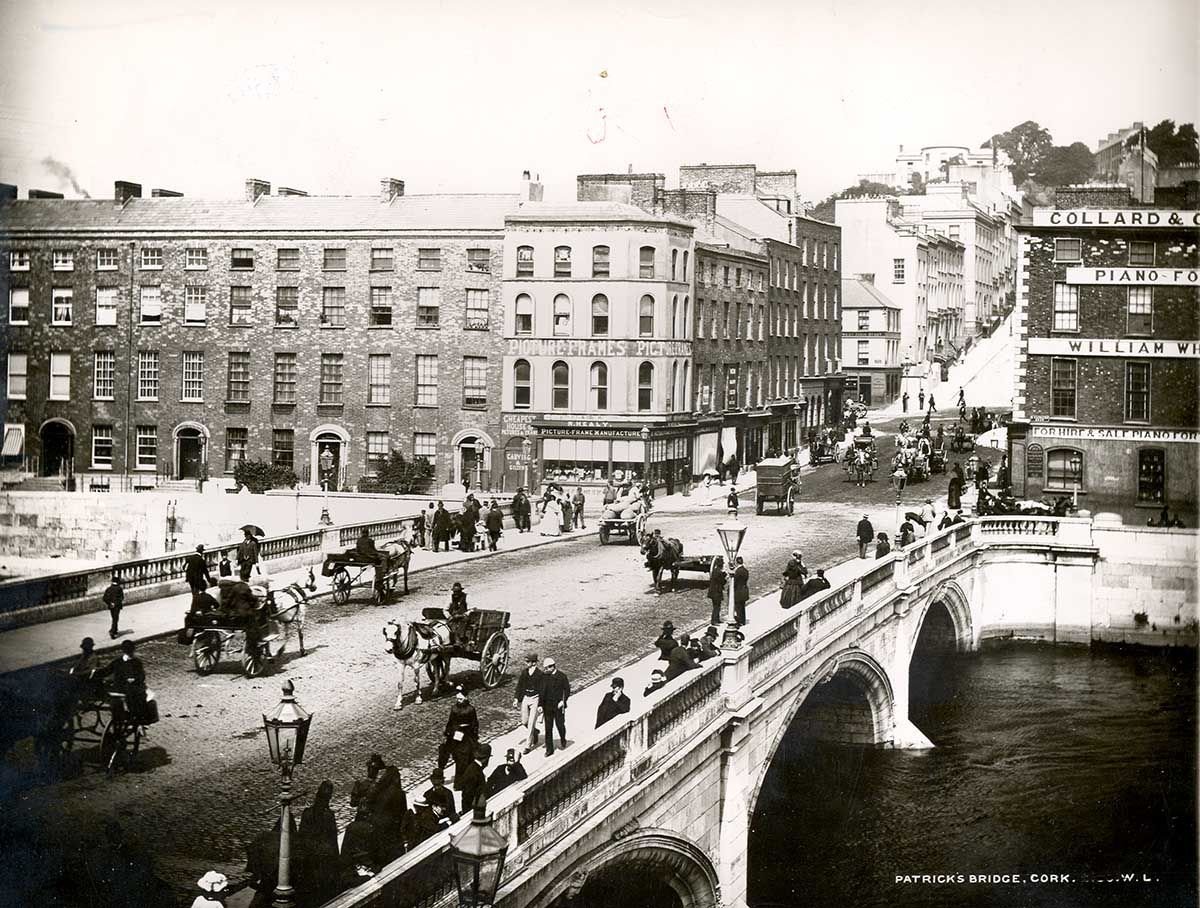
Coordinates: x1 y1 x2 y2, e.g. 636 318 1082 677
245 178 270 202
380 178 405 202
0 183 16 201
115 180 142 205
277 186 308 197
519 170 543 203
151 188 183 198
28 189 64 199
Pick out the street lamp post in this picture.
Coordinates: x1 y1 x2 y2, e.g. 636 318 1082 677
1070 453 1082 509
318 446 334 526
715 517 748 648
521 436 532 492
262 681 313 908
891 468 907 543
473 438 487 492
640 425 651 494
449 794 509 908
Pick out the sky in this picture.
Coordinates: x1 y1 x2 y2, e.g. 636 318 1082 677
0 0 1195 204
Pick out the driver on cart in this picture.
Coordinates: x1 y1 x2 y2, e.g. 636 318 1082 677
96 639 147 724
447 582 469 645
354 528 381 562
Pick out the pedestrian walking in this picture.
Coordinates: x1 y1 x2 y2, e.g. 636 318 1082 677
103 575 124 639
707 556 726 625
571 486 586 529
975 458 991 491
462 477 470 498
459 502 478 552
437 686 479 779
413 508 427 549
218 550 233 577
726 487 740 514
236 528 260 581
856 514 874 559
513 653 542 753
539 657 570 756
875 532 892 558
560 496 574 532
733 557 750 626
901 390 909 413
484 500 504 551
928 393 936 412
539 497 563 536
487 748 528 797
957 386 965 407
191 871 229 908
779 550 808 609
431 501 453 552
948 463 964 509
184 545 212 606
457 743 490 816
512 488 532 533
959 401 967 423
918 389 925 411
595 677 631 728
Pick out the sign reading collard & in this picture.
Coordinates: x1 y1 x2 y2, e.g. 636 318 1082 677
507 339 691 357
1027 338 1200 358
1031 424 1199 444
1032 209 1200 228
1065 267 1200 286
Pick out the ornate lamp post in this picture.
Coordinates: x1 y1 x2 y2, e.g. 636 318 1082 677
715 517 748 648
262 680 313 908
891 467 907 543
640 425 651 493
521 436 532 491
449 794 509 908
317 446 334 526
473 438 487 492
1069 453 1082 509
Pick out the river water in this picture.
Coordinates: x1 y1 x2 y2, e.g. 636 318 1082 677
749 644 1197 908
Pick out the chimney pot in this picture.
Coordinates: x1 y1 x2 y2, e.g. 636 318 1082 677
0 183 17 201
151 188 183 198
380 178 405 202
114 180 142 205
28 189 64 199
521 170 531 180
245 178 270 202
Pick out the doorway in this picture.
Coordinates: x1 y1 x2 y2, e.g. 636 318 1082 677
39 420 75 477
458 438 480 490
316 436 342 491
176 427 205 479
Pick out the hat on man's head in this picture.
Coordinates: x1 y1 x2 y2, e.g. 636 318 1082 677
452 582 463 591
476 743 492 760
543 657 556 669
526 652 539 664
196 544 205 553
81 636 95 651
661 620 674 631
430 768 445 783
611 676 624 688
111 574 123 583
366 753 385 772
704 626 718 639
792 549 802 558
120 639 135 654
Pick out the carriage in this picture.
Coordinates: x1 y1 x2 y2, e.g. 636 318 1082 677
35 677 158 775
184 578 308 678
755 456 800 515
418 607 512 689
930 442 948 474
844 436 879 485
808 433 840 466
598 510 649 545
950 426 976 453
323 545 410 605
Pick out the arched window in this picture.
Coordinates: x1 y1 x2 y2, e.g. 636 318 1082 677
671 249 679 281
639 295 655 337
682 250 689 280
639 246 655 279
554 245 572 277
553 294 572 336
668 361 678 410
638 361 654 412
589 361 608 410
670 295 678 339
1046 448 1085 492
516 245 534 277
682 296 690 339
552 360 570 410
591 294 609 336
682 361 690 410
515 293 533 335
513 359 532 410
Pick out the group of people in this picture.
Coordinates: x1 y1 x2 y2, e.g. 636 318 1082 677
537 484 588 537
778 550 831 607
412 495 507 554
704 554 750 625
900 388 939 415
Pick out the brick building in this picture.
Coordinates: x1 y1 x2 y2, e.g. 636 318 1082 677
1009 184 1199 513
0 177 530 492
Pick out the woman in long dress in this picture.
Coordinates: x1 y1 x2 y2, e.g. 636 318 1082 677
779 550 808 609
539 497 562 537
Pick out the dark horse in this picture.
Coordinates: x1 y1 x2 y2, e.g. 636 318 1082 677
641 534 684 593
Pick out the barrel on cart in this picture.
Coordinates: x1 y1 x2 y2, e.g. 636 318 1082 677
755 456 800 515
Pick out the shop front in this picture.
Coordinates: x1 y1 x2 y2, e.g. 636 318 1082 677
527 418 694 495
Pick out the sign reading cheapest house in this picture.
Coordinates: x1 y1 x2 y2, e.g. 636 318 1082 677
1027 338 1200 358
1032 209 1200 228
1065 267 1200 286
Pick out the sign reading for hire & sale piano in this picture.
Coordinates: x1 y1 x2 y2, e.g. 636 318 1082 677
1027 338 1200 358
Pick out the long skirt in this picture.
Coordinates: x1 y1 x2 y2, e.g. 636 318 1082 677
948 480 962 510
780 579 805 609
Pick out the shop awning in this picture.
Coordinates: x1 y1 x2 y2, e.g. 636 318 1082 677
2 427 24 457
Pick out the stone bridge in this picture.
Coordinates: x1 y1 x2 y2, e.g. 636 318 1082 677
325 516 1196 908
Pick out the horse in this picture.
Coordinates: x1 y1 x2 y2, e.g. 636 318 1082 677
265 582 310 657
641 534 684 593
373 540 411 599
848 447 873 487
383 618 450 710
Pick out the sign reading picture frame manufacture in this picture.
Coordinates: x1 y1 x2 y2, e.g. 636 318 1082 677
1027 338 1200 358
1065 267 1200 286
1032 208 1200 227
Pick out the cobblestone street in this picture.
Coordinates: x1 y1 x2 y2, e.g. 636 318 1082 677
1 421 989 903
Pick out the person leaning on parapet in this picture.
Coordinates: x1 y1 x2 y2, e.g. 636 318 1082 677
800 569 831 600
184 545 213 606
875 532 892 559
595 677 631 728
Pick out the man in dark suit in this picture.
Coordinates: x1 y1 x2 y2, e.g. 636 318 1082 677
595 677 631 728
539 658 570 756
97 639 146 722
665 634 700 681
457 743 490 816
236 529 260 581
422 769 459 824
184 545 212 606
800 568 832 600
102 575 124 639
438 687 479 779
487 748 528 797
733 558 750 626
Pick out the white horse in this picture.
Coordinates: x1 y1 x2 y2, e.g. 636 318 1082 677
383 618 450 710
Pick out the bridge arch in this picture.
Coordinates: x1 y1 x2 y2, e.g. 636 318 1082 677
537 829 720 908
747 649 896 821
909 579 973 655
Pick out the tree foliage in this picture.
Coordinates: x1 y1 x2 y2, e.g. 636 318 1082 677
356 451 434 494
984 120 1053 183
1126 120 1199 168
810 179 900 222
233 459 300 493
1034 142 1095 187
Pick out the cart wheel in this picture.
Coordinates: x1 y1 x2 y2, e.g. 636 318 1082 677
756 497 764 516
599 526 610 544
100 717 140 775
243 642 269 678
192 631 222 675
332 569 352 605
786 489 795 516
480 632 510 688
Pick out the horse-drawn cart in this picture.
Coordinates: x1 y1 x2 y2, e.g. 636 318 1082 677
419 607 512 688
844 436 879 486
36 680 157 775
755 456 800 515
809 435 840 466
183 578 308 678
599 510 648 545
323 545 410 604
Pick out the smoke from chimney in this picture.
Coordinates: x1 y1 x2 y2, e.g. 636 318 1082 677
40 157 92 198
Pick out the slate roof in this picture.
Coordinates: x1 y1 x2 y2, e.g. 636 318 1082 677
841 276 901 310
504 200 693 230
0 193 521 234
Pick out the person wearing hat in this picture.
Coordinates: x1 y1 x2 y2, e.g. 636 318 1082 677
801 568 832 601
438 686 479 779
299 780 340 902
218 549 233 578
780 550 808 609
447 583 469 645
707 555 726 625
653 621 677 661
733 557 750 626
875 531 892 559
191 870 228 907
423 768 459 824
511 487 531 533
595 677 631 728
236 527 260 581
513 653 543 754
856 514 874 559
666 633 700 682
487 747 528 797
97 639 147 723
406 793 447 848
102 574 124 639
644 667 667 697
70 636 99 682
457 743 490 815
184 544 213 607
539 658 570 756
697 626 721 661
